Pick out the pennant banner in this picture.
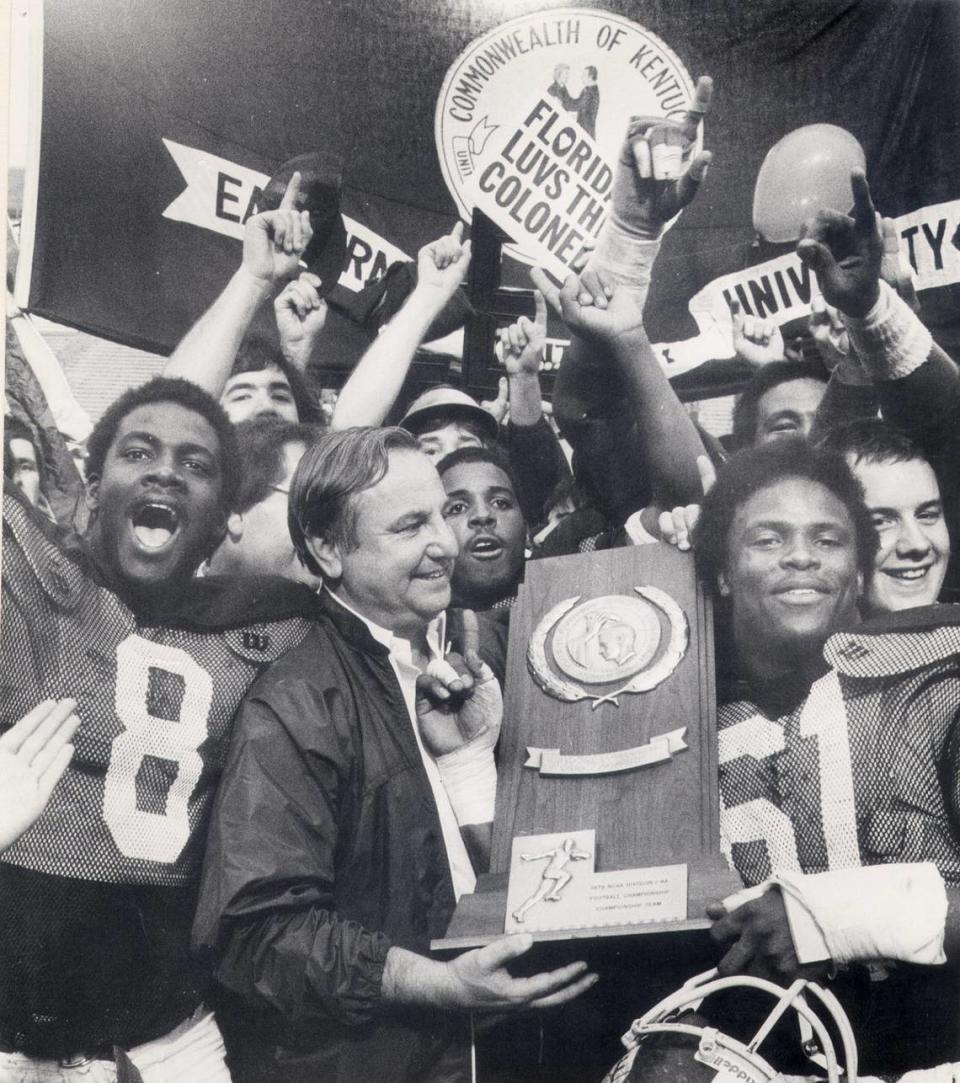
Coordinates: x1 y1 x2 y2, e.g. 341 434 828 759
162 140 410 293
652 198 960 373
161 136 960 377
21 0 960 386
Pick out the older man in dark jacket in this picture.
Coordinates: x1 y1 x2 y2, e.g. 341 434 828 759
194 426 596 1082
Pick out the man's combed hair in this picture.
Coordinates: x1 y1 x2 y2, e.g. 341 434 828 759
233 418 320 514
85 377 241 511
731 360 827 449
436 444 518 490
692 438 878 591
817 417 926 468
289 426 419 575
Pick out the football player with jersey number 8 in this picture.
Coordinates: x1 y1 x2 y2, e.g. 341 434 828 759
0 372 318 1078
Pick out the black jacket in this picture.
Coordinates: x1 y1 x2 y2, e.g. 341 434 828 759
193 592 470 1082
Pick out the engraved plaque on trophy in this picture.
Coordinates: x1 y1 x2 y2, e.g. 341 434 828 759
433 543 739 950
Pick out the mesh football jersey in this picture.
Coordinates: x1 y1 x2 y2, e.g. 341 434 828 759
719 619 960 887
1 493 313 886
0 493 315 1053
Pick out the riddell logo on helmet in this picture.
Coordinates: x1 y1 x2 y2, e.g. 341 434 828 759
696 1047 766 1083
434 8 697 280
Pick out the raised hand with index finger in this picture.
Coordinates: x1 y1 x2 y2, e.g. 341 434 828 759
243 170 314 289
499 290 548 376
416 221 472 302
796 169 883 318
415 609 501 760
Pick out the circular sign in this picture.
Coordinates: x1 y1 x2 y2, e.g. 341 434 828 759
435 8 696 279
552 594 662 685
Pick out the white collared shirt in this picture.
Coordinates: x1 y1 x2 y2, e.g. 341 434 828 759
325 590 477 900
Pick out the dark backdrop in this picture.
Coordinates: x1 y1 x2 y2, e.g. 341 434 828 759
24 0 960 395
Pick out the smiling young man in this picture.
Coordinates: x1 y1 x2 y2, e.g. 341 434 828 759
0 377 316 1081
730 360 829 449
694 438 873 703
438 445 527 611
690 439 960 1077
820 419 949 616
194 426 595 1083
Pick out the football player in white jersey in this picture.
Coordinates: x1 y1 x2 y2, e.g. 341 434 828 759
0 375 316 1082
692 438 960 1078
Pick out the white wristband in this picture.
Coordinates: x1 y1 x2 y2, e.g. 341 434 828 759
623 508 659 546
843 280 932 380
775 864 947 966
585 230 660 292
436 741 497 826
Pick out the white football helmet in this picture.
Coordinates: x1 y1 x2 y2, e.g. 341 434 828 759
602 968 858 1083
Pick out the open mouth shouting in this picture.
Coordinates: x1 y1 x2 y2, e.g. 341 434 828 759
467 534 505 561
130 500 182 553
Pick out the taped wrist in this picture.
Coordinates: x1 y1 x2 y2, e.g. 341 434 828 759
623 508 659 546
426 658 463 686
775 864 947 966
585 230 660 292
436 740 497 826
843 280 932 380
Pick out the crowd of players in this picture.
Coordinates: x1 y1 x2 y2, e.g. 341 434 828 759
4 73 960 1083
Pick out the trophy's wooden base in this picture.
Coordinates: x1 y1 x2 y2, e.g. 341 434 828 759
432 854 742 953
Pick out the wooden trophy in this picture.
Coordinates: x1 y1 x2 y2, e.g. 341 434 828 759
434 543 740 950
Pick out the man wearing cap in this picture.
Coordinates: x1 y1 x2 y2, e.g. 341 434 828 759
400 384 498 459
334 241 569 529
401 384 566 532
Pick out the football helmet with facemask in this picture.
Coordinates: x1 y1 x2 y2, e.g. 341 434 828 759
602 968 858 1083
